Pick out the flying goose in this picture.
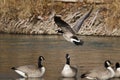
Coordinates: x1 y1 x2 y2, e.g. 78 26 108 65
81 60 115 80
114 62 120 78
61 54 78 78
54 7 93 45
11 56 45 78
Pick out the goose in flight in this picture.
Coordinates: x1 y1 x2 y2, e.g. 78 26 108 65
54 7 93 45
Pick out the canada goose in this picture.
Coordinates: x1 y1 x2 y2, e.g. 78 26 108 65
54 7 93 45
114 62 120 78
61 54 78 78
11 56 45 78
81 60 115 80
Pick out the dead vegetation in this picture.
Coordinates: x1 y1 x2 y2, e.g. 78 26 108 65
105 0 120 31
0 0 83 19
0 0 120 36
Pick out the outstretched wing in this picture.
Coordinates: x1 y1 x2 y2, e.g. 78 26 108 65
54 16 75 34
72 6 93 33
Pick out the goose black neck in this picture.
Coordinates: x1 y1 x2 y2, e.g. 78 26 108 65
66 58 70 65
38 60 43 68
104 61 109 69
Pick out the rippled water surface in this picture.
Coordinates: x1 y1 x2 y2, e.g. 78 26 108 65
0 34 120 80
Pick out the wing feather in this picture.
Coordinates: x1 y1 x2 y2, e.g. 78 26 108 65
54 16 75 34
72 6 93 33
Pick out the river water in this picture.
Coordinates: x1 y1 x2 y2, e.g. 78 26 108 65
0 34 120 80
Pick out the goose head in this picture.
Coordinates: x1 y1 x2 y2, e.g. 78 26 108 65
104 60 112 68
38 56 45 68
71 36 84 45
39 56 45 61
116 62 120 71
66 54 70 65
104 60 115 78
54 15 62 22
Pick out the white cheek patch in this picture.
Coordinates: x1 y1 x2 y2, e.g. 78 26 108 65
71 38 80 42
67 55 70 58
106 61 111 66
41 57 44 61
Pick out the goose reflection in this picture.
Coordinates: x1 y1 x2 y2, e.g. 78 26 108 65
16 77 44 80
60 77 77 80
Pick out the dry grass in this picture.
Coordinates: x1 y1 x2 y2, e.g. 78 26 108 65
0 0 84 34
0 0 55 19
103 0 120 31
0 0 84 19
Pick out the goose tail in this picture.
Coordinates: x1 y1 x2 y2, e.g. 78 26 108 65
11 67 17 70
11 67 27 78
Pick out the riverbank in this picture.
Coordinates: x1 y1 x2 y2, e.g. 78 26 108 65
0 0 120 36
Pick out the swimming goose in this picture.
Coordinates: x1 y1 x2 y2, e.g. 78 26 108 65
11 56 45 78
114 62 120 78
54 7 93 45
61 54 78 78
81 60 115 80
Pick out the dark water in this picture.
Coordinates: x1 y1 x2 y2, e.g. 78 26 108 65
0 34 120 80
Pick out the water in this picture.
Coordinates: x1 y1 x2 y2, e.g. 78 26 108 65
0 34 120 80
